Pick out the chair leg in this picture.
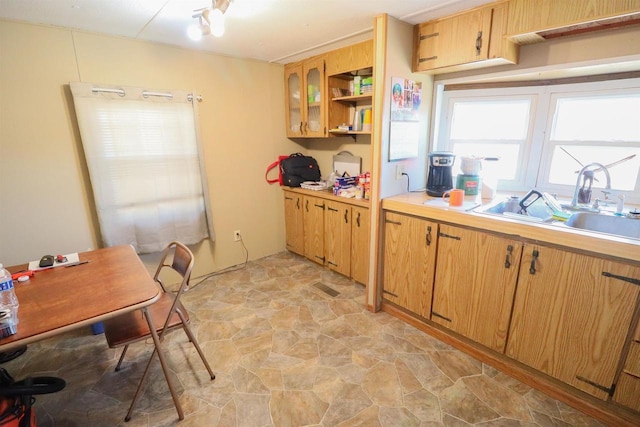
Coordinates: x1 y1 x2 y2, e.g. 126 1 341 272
180 320 215 380
125 346 156 422
115 345 129 372
125 307 184 422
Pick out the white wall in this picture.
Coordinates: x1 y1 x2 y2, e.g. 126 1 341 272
378 17 434 200
0 20 300 275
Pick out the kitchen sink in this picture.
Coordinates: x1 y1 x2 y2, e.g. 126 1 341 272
476 196 553 223
564 212 640 239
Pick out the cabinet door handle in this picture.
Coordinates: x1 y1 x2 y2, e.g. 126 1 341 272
285 196 293 201
315 203 325 210
426 226 432 246
296 198 300 209
299 122 303 134
529 249 539 275
305 199 309 212
419 56 437 63
505 245 513 269
475 31 482 55
327 207 338 212
356 212 361 227
385 219 402 225
344 209 349 224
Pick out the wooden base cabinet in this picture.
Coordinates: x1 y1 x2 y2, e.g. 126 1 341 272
284 192 304 255
431 225 523 353
325 200 351 277
350 205 370 285
506 244 640 400
302 195 325 265
283 189 369 284
382 212 437 318
614 321 640 411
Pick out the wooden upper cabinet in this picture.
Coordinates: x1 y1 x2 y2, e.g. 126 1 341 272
326 40 373 76
431 225 523 353
284 64 304 137
284 57 327 138
382 212 438 318
413 0 518 73
507 0 640 44
506 244 640 400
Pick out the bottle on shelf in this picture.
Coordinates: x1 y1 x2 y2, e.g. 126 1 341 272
0 263 19 338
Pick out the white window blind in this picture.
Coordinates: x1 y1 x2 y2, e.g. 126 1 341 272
70 82 212 254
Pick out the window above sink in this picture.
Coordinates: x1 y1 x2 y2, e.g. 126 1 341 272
434 76 640 204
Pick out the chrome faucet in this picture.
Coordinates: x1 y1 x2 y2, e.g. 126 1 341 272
570 163 611 209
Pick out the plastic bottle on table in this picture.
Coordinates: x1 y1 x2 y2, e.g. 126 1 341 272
0 263 19 338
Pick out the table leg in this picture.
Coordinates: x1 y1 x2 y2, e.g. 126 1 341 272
125 307 184 421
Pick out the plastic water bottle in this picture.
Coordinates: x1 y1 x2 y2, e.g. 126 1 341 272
0 264 19 338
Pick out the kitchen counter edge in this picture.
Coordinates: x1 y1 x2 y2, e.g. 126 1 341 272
383 192 640 264
283 187 370 208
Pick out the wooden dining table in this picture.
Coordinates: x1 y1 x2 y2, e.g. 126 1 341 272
0 245 161 352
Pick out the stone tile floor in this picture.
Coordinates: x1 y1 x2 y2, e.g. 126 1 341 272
1 252 605 426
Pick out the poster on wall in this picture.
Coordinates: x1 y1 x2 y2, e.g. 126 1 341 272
389 77 422 161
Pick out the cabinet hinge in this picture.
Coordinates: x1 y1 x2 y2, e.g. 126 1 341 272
602 271 640 286
575 376 615 396
432 311 452 322
419 32 439 41
382 289 398 298
438 232 460 240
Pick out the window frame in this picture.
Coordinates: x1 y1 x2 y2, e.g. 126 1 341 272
433 77 640 204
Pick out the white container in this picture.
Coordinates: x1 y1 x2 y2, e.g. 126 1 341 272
460 156 483 175
0 263 19 338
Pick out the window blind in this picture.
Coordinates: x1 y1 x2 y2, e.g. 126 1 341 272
70 82 212 254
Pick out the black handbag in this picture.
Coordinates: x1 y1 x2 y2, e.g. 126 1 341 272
280 153 321 187
0 367 65 427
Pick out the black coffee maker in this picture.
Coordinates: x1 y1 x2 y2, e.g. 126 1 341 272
426 151 455 196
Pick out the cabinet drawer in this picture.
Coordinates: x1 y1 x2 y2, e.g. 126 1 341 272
614 372 640 412
624 341 640 377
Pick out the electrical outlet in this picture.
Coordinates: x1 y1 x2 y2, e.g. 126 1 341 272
234 230 241 241
395 164 405 180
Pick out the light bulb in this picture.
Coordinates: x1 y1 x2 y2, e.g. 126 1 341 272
187 23 203 41
210 8 225 37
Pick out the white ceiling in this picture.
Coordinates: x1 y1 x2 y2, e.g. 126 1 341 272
0 0 494 64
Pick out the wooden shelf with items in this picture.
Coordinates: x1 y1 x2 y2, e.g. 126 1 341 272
328 69 373 137
331 94 373 103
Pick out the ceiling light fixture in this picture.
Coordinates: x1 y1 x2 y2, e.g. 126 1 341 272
187 0 233 41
